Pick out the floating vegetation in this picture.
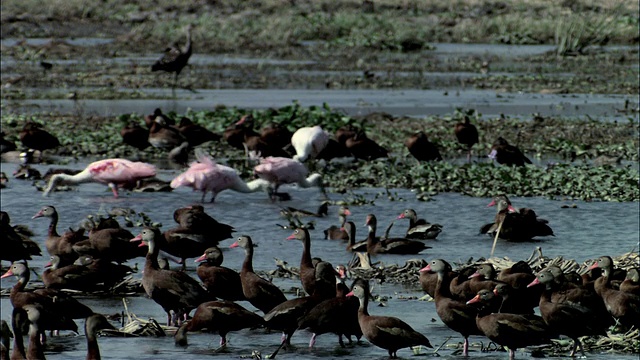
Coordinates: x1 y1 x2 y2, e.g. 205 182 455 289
2 105 638 202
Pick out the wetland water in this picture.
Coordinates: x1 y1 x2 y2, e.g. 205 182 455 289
6 89 636 120
1 160 638 360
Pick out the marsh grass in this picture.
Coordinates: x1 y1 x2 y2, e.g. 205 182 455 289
2 0 638 51
553 3 632 56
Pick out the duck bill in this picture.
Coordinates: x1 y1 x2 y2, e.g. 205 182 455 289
229 241 239 248
32 210 44 219
130 234 142 242
286 233 296 240
346 291 355 297
343 209 352 216
527 278 541 288
468 271 481 279
0 270 13 279
194 254 207 263
486 199 496 207
466 294 481 305
419 264 432 273
587 262 599 270
397 213 406 219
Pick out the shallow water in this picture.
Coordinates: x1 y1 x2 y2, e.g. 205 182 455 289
1 159 638 360
5 89 636 121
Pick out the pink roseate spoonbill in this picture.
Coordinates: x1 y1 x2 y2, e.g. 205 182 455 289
291 126 330 162
43 159 156 198
253 156 326 200
170 149 270 202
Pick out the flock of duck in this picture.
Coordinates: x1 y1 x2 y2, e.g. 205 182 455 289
1 189 639 360
0 108 637 360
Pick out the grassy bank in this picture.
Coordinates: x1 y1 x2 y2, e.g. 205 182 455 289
2 0 638 52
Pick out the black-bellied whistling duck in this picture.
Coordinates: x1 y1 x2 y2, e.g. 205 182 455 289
488 195 554 238
316 138 351 160
335 125 358 146
85 314 116 360
489 137 531 167
10 307 27 360
527 270 607 357
481 198 549 242
396 209 443 240
589 256 640 329
224 114 259 150
263 261 337 358
162 206 234 268
493 283 535 315
148 117 186 151
458 264 504 300
454 116 479 162
12 164 42 180
260 122 293 150
195 247 245 301
281 202 328 218
419 261 455 298
364 214 429 255
2 262 93 322
421 259 481 356
448 266 478 301
229 236 287 314
405 131 442 162
151 24 193 90
244 131 291 158
131 227 209 326
620 268 640 295
1 320 11 360
466 289 553 360
73 255 134 289
144 108 175 128
23 305 47 360
347 280 432 358
297 276 364 348
1 131 17 153
42 255 99 291
323 205 351 240
1 211 41 265
344 221 367 252
173 205 235 240
2 264 81 342
120 123 150 150
497 260 536 287
286 228 320 296
72 225 144 265
176 117 221 146
32 205 86 266
19 122 60 152
345 131 388 160
535 266 611 324
175 301 264 349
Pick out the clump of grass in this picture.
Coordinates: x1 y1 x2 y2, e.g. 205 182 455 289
554 3 629 56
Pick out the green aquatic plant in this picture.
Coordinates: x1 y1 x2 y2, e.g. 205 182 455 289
1 106 638 202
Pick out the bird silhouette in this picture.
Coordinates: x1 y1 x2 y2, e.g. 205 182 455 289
152 25 193 91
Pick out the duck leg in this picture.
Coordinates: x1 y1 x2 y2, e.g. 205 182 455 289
463 336 469 356
309 333 317 348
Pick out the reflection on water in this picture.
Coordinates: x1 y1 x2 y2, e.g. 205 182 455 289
1 160 638 360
